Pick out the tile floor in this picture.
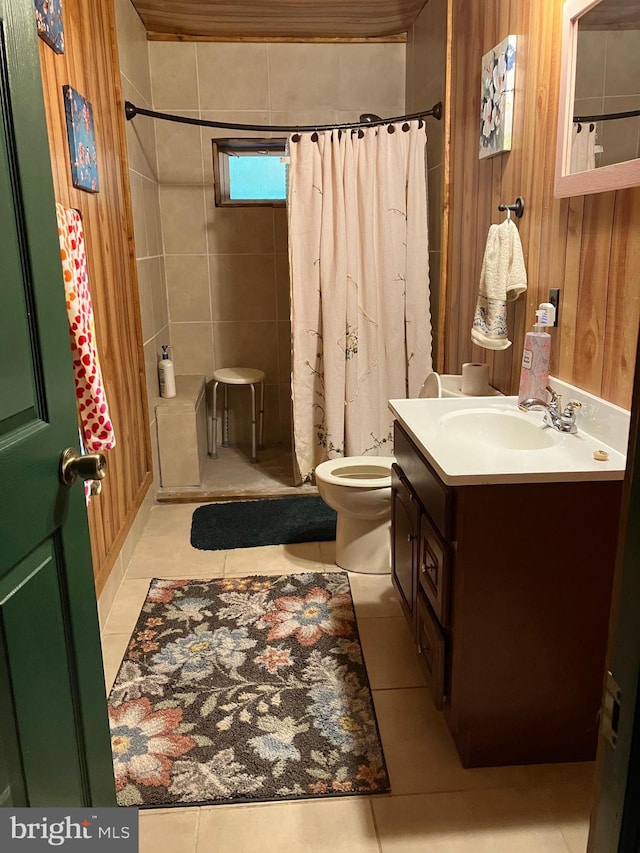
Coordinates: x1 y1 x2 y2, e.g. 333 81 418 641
101 503 594 853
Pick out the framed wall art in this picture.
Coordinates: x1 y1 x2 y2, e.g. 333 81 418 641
479 34 517 160
63 85 99 193
35 0 65 54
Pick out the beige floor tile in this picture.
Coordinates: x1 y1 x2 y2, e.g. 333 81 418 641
102 578 152 635
357 617 426 690
125 537 227 579
348 573 403 619
196 798 379 853
102 633 131 693
523 762 595 789
224 542 328 576
143 503 204 538
374 688 529 796
139 808 199 853
373 787 570 852
526 764 595 853
319 540 337 565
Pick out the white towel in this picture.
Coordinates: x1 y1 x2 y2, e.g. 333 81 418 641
571 124 596 174
471 218 527 350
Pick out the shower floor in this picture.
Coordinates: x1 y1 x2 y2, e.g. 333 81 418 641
156 444 317 503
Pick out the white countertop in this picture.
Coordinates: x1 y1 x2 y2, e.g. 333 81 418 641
389 379 629 486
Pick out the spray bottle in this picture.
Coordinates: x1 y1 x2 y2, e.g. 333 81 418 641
518 302 555 405
158 345 176 398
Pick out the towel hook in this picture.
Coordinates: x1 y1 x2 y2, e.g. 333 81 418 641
498 197 525 220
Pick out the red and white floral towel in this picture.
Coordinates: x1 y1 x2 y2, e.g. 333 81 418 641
56 203 116 453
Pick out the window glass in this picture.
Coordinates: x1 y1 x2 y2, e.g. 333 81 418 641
228 155 286 201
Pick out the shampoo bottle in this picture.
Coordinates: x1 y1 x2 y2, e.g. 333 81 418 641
158 345 176 398
518 302 555 405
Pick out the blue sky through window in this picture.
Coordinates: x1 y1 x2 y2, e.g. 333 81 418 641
228 155 286 200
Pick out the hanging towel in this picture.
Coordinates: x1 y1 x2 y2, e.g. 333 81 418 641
471 218 527 350
56 203 116 453
571 124 596 174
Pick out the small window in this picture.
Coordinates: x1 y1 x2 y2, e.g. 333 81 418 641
212 138 287 207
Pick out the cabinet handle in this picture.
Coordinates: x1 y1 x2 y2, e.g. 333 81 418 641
407 533 416 543
417 643 423 655
420 563 427 574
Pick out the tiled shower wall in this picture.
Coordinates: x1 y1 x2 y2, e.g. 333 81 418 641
115 0 167 484
575 29 640 168
149 41 406 446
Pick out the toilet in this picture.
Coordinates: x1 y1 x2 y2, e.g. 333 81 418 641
315 457 395 575
315 372 501 575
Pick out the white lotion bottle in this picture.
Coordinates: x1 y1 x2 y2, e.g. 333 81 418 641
158 345 176 398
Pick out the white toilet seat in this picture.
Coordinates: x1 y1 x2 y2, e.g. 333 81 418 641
314 456 394 488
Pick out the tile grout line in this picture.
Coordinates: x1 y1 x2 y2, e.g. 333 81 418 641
368 795 385 853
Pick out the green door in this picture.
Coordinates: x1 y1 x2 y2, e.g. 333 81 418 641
0 0 115 806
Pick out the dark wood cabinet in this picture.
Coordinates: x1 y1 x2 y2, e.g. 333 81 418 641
391 420 623 768
391 464 417 621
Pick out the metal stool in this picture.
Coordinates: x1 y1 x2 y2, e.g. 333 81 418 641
209 367 265 463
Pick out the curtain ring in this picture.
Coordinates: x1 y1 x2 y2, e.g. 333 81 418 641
576 122 582 133
291 133 300 143
311 131 319 142
590 122 595 133
402 122 410 132
387 124 395 134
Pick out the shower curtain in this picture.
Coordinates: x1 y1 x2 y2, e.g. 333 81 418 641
288 120 432 483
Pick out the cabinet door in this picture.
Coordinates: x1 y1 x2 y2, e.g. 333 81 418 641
391 465 417 620
417 509 450 627
416 593 446 710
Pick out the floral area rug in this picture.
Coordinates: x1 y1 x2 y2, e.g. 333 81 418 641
108 573 390 807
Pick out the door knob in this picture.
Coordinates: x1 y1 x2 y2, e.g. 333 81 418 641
60 448 108 486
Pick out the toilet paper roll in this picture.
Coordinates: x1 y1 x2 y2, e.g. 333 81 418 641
461 363 490 396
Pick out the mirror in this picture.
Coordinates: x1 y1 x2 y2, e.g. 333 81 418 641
555 0 640 197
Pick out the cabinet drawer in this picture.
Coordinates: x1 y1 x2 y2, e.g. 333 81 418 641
393 422 453 540
416 592 446 710
417 509 450 626
391 465 417 621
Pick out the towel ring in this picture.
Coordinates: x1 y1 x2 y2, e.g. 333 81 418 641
498 197 525 220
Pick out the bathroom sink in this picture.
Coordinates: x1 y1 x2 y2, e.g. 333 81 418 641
438 408 556 450
388 380 629 485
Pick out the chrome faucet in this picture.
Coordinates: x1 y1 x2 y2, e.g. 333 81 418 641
518 386 582 433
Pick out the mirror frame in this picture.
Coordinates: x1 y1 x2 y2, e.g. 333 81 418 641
555 0 640 197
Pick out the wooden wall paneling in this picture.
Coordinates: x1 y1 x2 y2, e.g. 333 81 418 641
38 0 151 594
488 1 516 391
444 0 640 408
511 0 564 393
146 33 408 43
436 0 453 373
547 197 570 379
445 0 483 374
471 3 498 376
132 0 423 39
602 190 640 407
574 192 616 396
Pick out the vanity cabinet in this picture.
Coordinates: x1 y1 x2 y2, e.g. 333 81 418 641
391 420 623 768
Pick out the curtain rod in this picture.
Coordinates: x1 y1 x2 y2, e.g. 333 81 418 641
573 107 640 123
124 100 443 132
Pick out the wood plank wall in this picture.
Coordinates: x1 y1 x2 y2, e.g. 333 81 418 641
445 0 640 409
38 0 151 594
